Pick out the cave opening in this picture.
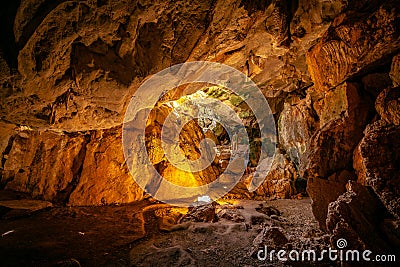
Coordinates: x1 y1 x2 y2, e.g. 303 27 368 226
143 85 265 193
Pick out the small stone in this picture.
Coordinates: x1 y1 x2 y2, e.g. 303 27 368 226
181 203 217 223
217 209 245 222
255 204 281 216
251 226 289 257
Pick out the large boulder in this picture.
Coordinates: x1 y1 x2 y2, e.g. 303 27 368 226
228 150 298 200
326 181 400 254
301 82 371 179
0 199 52 219
253 151 298 199
353 120 400 219
251 226 289 257
307 170 355 231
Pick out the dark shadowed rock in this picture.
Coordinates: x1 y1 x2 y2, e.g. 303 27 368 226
251 226 289 257
326 181 399 254
390 54 400 86
353 120 400 219
0 199 52 219
255 203 281 217
307 170 356 231
181 203 217 223
375 86 400 126
361 72 393 98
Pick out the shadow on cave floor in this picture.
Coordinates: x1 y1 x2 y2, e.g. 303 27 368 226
0 191 330 267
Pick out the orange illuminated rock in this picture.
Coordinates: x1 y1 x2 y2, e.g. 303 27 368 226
1 125 145 206
307 2 399 92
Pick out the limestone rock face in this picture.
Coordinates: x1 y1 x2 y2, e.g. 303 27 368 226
375 86 400 126
68 127 145 206
1 0 341 131
225 150 298 200
302 0 400 237
326 181 399 253
301 83 371 181
2 127 89 202
253 151 297 199
353 121 400 219
0 0 399 225
1 125 145 205
307 170 355 231
1 0 341 204
4 0 215 130
307 0 400 92
142 100 220 193
0 105 222 205
278 97 318 166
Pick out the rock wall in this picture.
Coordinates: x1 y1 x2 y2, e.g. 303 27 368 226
1 125 145 205
303 0 400 252
1 0 342 203
0 1 399 253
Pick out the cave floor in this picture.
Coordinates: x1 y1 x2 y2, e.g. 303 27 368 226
0 193 328 267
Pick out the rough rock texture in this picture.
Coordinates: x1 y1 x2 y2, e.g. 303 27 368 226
253 151 298 199
353 120 400 219
390 54 400 86
301 0 399 235
252 226 289 252
144 101 220 188
0 0 340 131
301 82 371 179
1 125 145 205
180 203 217 223
2 0 346 204
9 0 216 130
278 96 318 166
307 0 400 92
307 170 355 231
225 150 298 200
0 6 399 259
217 208 245 223
326 181 399 253
375 86 400 126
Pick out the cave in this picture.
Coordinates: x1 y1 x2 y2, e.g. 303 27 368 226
0 0 399 266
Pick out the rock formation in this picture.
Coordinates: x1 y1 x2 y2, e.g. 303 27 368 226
2 0 341 203
0 0 399 256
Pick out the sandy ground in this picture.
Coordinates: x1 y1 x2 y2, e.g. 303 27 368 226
129 199 330 267
0 193 330 267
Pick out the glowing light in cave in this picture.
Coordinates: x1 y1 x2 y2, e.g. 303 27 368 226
123 61 277 206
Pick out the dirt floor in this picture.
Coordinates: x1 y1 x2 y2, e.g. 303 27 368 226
0 191 329 267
